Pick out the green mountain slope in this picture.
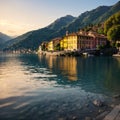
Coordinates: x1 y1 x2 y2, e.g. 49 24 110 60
3 15 75 51
3 1 120 51
58 1 120 34
98 1 120 23
63 6 111 32
47 1 120 41
47 15 75 30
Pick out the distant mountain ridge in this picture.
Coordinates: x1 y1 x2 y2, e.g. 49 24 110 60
2 15 75 51
63 6 111 32
0 32 11 45
2 1 120 51
47 15 76 30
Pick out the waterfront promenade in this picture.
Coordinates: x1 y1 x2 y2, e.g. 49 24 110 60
37 49 99 56
95 104 120 120
103 104 120 120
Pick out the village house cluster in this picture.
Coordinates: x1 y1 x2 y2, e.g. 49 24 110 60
39 30 107 52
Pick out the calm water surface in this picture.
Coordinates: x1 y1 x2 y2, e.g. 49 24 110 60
0 54 120 120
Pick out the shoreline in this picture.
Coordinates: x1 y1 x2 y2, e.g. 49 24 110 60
37 50 99 57
87 95 120 120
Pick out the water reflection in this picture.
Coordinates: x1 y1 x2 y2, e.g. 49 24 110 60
0 54 120 120
45 56 77 81
0 54 56 99
1 54 119 95
0 54 29 98
103 57 120 93
38 55 120 94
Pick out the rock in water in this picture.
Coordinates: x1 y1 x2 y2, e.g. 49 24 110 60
85 117 92 120
113 94 120 99
93 99 103 107
72 116 77 120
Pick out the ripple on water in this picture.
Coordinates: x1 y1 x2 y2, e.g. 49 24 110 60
0 54 120 120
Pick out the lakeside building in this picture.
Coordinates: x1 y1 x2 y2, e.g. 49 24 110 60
60 31 107 51
39 30 107 52
47 37 62 51
39 42 48 51
48 41 53 51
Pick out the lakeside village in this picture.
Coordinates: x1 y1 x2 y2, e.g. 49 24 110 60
38 30 118 57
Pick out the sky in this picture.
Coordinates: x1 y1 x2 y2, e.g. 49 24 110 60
0 0 119 36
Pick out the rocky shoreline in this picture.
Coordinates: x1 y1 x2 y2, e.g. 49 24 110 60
57 95 120 120
83 95 120 120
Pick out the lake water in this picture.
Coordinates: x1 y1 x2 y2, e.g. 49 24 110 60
0 54 120 120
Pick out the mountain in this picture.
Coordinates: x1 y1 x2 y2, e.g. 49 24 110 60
60 6 111 32
47 15 76 31
98 1 120 23
0 32 11 45
56 1 120 34
2 1 120 51
2 15 75 51
54 1 120 38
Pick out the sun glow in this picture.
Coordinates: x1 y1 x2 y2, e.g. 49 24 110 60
0 19 38 36
0 0 118 36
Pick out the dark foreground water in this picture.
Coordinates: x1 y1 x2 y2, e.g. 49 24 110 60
0 54 120 120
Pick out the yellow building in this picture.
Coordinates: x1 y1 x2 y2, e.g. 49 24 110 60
60 31 107 51
41 31 107 52
48 37 62 51
48 41 53 51
60 33 78 51
67 33 78 51
60 36 68 51
60 39 64 50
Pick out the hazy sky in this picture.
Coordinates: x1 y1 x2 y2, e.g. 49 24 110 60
0 0 119 36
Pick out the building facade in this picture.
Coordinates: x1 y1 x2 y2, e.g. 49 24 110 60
48 37 62 51
39 31 107 52
48 41 53 51
60 31 107 51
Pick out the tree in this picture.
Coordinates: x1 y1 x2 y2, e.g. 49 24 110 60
104 11 120 35
116 42 120 48
98 28 104 34
107 25 120 42
116 42 120 51
104 11 120 44
54 43 60 51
